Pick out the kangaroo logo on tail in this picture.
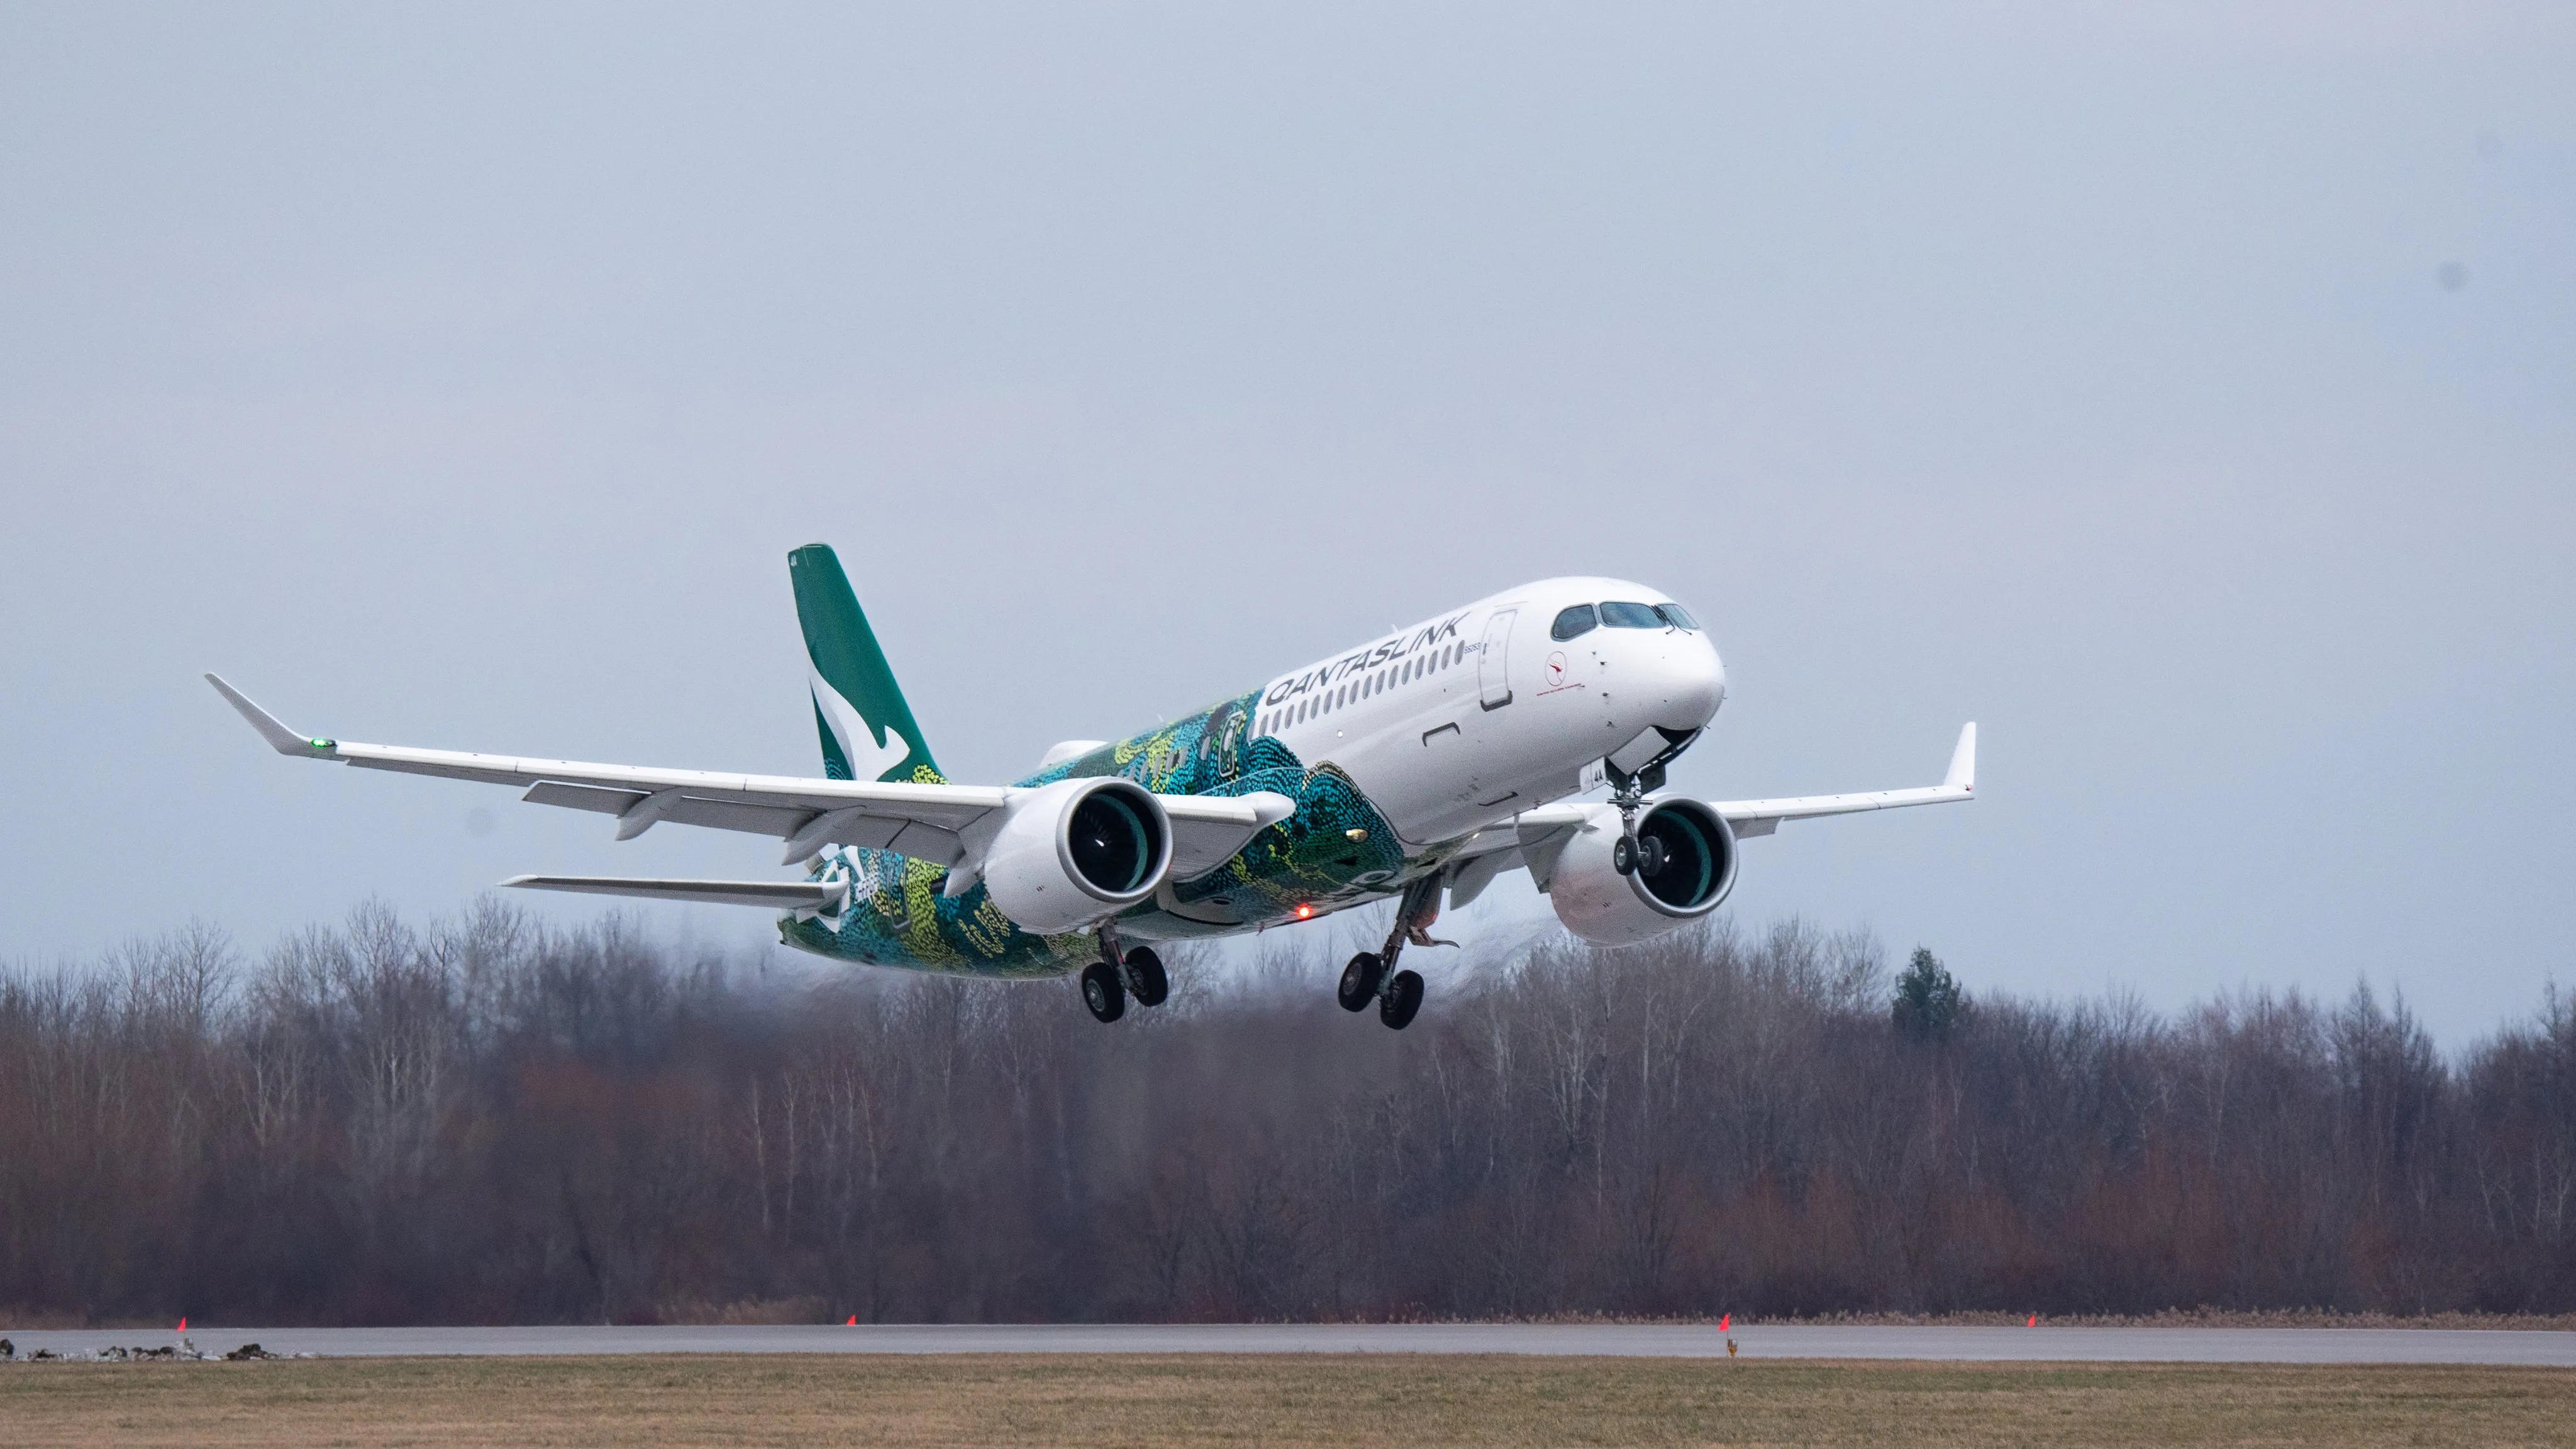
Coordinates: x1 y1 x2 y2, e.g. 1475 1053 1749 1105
811 667 913 784
788 544 945 785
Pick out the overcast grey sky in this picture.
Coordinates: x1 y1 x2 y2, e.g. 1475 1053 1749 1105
3 3 2569 1041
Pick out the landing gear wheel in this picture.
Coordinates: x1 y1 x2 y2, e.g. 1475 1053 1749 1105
1079 962 1126 1023
1122 947 1169 1008
1338 952 1384 1012
1379 969 1424 1030
1637 835 1668 877
1613 835 1638 876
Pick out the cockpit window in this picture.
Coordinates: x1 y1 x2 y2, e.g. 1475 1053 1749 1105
1655 602 1698 631
1599 601 1663 629
1550 604 1599 641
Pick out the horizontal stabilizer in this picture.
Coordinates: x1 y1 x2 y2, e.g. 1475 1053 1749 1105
501 875 846 911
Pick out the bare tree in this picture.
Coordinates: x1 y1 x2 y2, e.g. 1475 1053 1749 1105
4 901 2573 1325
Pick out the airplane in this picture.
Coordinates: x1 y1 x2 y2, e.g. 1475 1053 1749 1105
209 543 1974 1030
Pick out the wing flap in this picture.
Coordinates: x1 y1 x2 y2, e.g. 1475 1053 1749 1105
521 781 643 815
663 796 818 838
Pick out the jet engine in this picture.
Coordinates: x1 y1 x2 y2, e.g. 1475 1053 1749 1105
1545 797 1738 946
980 777 1173 935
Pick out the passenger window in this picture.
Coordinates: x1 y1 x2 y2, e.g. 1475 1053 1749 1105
1655 602 1699 631
1551 604 1599 641
1600 601 1662 628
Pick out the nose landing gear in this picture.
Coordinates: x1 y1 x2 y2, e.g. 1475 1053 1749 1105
1610 832 1668 879
1338 875 1451 1030
1604 728 1701 877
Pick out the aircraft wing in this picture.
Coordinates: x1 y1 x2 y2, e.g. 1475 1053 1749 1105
1713 723 1975 838
1447 723 1976 902
208 675 1291 877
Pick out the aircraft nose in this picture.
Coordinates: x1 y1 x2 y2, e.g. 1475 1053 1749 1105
1674 636 1726 726
1624 629 1726 731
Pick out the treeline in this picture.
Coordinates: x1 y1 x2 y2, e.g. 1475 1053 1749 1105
3 902 2572 1326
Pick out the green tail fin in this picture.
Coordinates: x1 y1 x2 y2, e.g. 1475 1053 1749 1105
788 544 945 784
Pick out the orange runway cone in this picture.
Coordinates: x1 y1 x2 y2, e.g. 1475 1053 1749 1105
845 1316 858 1326
2026 1314 2037 1327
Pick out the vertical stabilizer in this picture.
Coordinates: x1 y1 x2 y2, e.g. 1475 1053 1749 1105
788 544 945 784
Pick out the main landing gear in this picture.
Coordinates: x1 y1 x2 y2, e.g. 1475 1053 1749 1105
1338 875 1452 1031
1079 929 1168 1024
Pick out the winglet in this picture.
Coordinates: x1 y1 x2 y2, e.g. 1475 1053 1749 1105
205 674 336 757
1943 722 1977 792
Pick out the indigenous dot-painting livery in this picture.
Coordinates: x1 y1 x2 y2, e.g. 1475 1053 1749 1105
210 543 1974 1030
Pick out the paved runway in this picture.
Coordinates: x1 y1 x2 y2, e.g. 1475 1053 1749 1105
6 1323 2576 1365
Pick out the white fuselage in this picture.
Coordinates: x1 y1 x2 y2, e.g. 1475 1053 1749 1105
1252 577 1727 850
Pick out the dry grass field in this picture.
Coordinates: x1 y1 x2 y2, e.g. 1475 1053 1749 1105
5 1354 2576 1448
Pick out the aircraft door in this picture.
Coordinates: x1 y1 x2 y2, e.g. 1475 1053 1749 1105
1478 609 1516 710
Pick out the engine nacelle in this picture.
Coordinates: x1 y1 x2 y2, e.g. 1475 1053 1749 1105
980 777 1174 934
1545 797 1738 946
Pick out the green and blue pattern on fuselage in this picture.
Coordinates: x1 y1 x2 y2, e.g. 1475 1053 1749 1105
777 689 1424 976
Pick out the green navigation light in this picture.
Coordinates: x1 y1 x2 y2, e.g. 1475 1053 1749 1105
311 738 334 750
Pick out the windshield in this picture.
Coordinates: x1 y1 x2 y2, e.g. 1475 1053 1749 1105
1655 602 1698 631
1599 601 1663 629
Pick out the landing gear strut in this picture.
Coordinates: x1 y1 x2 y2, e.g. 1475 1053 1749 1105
1080 928 1168 1024
1604 728 1701 877
1338 875 1452 1030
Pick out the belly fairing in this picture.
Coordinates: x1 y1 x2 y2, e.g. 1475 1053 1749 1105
779 689 1413 975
